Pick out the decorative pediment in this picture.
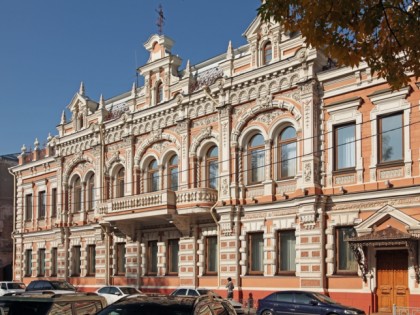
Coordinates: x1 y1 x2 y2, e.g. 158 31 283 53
66 83 98 114
243 15 278 40
355 204 420 235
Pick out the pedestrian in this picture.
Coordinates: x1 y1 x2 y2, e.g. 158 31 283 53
226 277 234 300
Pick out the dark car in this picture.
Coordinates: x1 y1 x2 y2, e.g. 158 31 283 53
0 292 107 315
25 280 77 294
257 291 366 315
96 294 236 315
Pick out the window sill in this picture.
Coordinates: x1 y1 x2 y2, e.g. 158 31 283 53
332 168 356 175
376 161 404 168
329 273 358 277
275 272 296 277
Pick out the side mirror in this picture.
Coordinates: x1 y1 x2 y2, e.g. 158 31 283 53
114 292 122 296
310 300 318 306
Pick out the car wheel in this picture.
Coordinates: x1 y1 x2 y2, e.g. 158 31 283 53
261 310 274 315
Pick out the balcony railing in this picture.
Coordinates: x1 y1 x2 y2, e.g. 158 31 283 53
97 187 218 215
98 190 176 214
175 188 218 206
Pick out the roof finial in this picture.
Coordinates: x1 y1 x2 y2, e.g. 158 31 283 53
60 110 67 124
226 40 234 60
99 94 105 109
131 82 136 96
79 81 85 96
185 59 191 78
156 4 165 35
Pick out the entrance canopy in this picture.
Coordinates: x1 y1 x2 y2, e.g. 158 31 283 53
348 226 420 282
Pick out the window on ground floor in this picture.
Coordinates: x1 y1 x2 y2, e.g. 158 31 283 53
71 246 81 276
38 249 45 277
25 249 32 277
336 226 358 274
116 243 126 275
205 236 218 275
87 245 96 276
248 232 264 275
167 239 179 275
51 247 58 277
148 241 158 275
277 230 296 274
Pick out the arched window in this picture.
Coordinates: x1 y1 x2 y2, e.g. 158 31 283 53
279 127 297 178
248 134 265 183
149 160 159 192
116 168 125 198
263 41 272 65
86 173 95 210
73 177 82 212
156 82 163 104
168 155 178 191
207 146 218 189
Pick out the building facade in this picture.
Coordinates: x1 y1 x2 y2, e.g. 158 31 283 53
0 154 17 280
9 13 420 313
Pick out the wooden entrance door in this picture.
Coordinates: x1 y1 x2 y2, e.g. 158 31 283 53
377 250 409 313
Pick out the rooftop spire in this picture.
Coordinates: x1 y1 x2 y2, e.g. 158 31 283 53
184 59 191 78
99 94 105 109
226 40 234 60
60 110 67 124
79 81 85 96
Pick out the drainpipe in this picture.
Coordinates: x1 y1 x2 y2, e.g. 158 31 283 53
320 199 328 295
210 204 221 289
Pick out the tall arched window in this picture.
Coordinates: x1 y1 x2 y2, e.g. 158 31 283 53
116 168 125 198
168 155 178 191
279 127 297 178
73 177 82 212
249 134 265 183
207 146 218 189
86 173 95 210
263 41 272 65
156 82 163 104
149 160 159 192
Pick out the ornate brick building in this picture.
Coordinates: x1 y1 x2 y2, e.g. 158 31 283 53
9 12 420 313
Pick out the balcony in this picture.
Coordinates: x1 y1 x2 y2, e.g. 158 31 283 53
98 190 176 217
175 188 218 214
98 187 218 215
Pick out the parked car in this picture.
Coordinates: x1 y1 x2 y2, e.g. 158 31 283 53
170 287 244 314
0 292 107 315
256 290 366 315
95 286 143 305
96 294 236 315
0 282 26 296
25 280 77 294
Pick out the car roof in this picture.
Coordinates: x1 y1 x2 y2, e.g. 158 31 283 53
0 292 106 303
114 295 198 306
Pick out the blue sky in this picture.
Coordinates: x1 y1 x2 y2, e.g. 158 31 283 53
0 0 259 155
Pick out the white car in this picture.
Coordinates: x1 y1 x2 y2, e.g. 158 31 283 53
170 287 244 314
0 282 26 296
96 286 143 305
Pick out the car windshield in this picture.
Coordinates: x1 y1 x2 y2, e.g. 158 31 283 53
312 293 338 304
120 287 139 295
0 301 52 315
50 281 75 291
7 283 25 290
96 303 192 315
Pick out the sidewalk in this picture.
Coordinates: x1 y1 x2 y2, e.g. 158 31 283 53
243 307 257 315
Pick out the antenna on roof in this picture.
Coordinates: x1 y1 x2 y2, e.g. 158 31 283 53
156 4 165 35
134 50 139 88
